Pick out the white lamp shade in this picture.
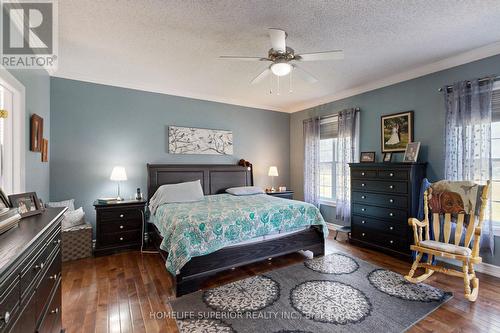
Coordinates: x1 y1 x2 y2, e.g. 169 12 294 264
268 166 279 177
110 166 127 181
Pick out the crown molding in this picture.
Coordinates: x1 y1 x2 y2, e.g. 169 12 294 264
51 72 285 113
285 41 500 113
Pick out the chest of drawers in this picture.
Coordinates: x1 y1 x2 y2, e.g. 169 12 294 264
349 163 426 257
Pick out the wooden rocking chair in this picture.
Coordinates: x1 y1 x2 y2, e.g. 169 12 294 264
405 180 490 302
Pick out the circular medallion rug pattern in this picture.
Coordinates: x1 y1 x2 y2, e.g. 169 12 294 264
290 280 372 325
177 319 234 333
368 269 447 302
203 275 280 312
304 253 359 274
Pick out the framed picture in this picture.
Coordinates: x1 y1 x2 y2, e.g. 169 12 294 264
360 152 376 163
0 188 9 209
381 111 414 152
8 192 43 218
383 152 393 162
30 114 44 152
41 139 48 162
403 142 421 163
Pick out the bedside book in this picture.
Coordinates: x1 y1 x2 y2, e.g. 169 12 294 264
96 197 119 204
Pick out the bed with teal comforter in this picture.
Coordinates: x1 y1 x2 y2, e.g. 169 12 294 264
150 193 328 275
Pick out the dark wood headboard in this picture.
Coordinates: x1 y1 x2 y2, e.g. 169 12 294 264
147 164 254 199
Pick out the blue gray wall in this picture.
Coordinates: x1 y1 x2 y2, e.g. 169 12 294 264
7 69 51 200
290 54 500 204
50 78 290 227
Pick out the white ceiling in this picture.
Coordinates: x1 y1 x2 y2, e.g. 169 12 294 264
55 0 500 113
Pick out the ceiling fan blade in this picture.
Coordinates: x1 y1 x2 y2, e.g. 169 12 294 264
296 50 344 61
219 56 269 61
268 28 286 53
251 68 271 85
293 65 318 84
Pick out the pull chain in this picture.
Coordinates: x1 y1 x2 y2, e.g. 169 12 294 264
289 69 293 93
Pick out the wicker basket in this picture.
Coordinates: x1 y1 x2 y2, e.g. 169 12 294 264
61 221 93 262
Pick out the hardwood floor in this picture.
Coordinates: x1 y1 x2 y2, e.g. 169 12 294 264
62 235 500 333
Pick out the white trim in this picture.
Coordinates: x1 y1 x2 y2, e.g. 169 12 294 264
438 257 500 279
0 65 26 194
287 41 500 113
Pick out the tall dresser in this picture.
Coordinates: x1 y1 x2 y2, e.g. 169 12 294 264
0 208 66 333
349 163 426 257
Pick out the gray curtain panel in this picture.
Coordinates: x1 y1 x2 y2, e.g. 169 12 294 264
443 78 494 254
335 108 360 224
303 117 321 207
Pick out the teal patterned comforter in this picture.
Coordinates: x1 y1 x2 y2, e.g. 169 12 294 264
150 194 328 275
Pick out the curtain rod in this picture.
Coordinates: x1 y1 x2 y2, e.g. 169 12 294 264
438 75 499 92
320 107 360 120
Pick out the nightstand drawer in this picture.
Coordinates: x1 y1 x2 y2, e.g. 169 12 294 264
100 219 141 234
99 208 142 221
100 230 141 246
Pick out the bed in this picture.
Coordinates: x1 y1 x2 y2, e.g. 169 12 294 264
147 163 327 297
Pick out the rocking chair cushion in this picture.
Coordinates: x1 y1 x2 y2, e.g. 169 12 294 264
419 240 472 256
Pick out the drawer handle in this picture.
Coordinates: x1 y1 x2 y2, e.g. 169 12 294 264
389 185 394 189
389 173 394 177
50 308 59 315
119 237 124 241
120 225 124 229
361 195 366 199
361 220 366 224
120 214 124 218
49 273 58 280
361 183 366 187
361 172 365 176
389 199 394 203
362 233 366 237
390 240 394 244
389 226 394 230
35 262 44 270
361 208 366 211
1 311 10 324
389 213 394 217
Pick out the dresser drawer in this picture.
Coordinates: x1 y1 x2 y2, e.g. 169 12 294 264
377 170 409 180
99 208 142 222
351 169 377 179
99 230 141 247
36 280 61 333
34 250 61 321
352 204 407 221
0 273 20 331
352 215 408 236
351 179 407 194
352 191 407 209
351 227 409 253
100 219 141 234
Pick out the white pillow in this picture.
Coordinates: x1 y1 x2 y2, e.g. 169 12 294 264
149 180 204 214
46 199 75 211
62 207 85 230
226 186 264 196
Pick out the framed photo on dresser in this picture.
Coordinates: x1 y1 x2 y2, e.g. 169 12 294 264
8 192 43 218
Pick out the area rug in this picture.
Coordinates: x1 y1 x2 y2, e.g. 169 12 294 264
170 252 452 332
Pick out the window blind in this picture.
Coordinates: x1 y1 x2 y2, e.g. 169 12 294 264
492 88 500 122
320 115 338 139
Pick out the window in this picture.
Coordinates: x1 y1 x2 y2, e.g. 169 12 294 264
319 116 339 202
491 84 500 230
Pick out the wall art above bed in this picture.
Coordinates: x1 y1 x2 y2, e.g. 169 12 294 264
168 126 233 155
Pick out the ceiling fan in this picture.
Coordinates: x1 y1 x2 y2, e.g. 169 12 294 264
219 28 344 87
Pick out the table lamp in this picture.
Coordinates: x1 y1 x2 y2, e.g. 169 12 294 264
110 166 127 201
268 166 279 192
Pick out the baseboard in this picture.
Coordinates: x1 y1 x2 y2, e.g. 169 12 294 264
437 258 500 278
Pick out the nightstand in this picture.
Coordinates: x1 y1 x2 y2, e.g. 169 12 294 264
266 190 294 200
93 199 146 256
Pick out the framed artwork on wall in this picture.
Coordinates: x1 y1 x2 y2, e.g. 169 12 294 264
41 139 48 162
381 111 414 152
168 126 233 155
30 114 44 152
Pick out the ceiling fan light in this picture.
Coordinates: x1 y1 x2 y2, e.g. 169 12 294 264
270 62 291 76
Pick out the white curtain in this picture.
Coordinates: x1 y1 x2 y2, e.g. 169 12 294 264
335 109 360 223
443 78 494 253
303 117 320 207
